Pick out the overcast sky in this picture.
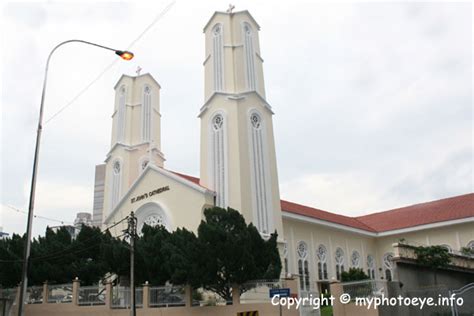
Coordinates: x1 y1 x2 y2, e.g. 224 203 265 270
1 0 472 237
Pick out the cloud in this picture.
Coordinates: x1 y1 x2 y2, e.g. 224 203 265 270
1 1 472 236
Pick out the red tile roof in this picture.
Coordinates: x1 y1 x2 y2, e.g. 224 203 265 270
355 193 474 232
171 171 474 233
280 200 376 232
169 170 201 185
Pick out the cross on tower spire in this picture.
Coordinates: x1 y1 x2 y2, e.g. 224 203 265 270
136 66 142 76
226 4 235 13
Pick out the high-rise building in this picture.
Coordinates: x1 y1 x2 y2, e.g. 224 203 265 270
92 164 106 227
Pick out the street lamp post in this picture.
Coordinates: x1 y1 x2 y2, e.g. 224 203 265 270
17 39 134 316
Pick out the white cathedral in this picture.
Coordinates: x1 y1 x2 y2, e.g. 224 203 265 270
92 9 474 293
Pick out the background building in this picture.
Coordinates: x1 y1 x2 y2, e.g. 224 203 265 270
92 164 106 227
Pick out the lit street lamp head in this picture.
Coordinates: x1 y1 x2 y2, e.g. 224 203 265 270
116 50 134 61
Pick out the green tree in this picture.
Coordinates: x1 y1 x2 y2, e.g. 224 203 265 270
29 226 75 285
70 225 107 285
196 207 281 302
161 227 202 286
415 245 451 285
0 233 24 287
134 224 171 285
341 268 369 282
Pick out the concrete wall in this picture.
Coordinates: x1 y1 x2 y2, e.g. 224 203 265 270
396 262 474 291
24 303 298 316
13 279 300 316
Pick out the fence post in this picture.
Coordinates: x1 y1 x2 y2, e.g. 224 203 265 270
42 281 48 304
72 277 80 306
105 282 113 309
15 285 21 314
184 285 193 308
232 284 240 306
143 281 150 309
330 280 344 316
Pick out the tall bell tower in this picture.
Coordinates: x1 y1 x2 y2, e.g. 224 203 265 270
199 10 284 237
102 73 165 221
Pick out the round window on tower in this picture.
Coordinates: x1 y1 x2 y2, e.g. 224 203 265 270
113 161 121 175
244 24 252 35
213 25 222 36
212 114 224 131
250 113 261 129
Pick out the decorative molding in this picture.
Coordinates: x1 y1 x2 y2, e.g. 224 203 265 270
247 108 273 234
105 142 165 162
116 85 126 143
113 73 161 90
202 10 261 33
212 23 225 93
242 21 257 91
208 110 229 208
141 85 152 142
376 217 474 236
283 211 377 237
283 211 474 237
198 91 273 117
224 44 244 48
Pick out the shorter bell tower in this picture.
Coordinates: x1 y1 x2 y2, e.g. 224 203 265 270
102 73 165 222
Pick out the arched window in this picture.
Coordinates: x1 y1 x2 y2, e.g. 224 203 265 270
283 242 288 276
367 255 375 279
316 245 328 280
117 85 126 143
212 24 224 92
335 248 345 281
111 160 122 210
141 86 152 142
249 112 270 234
243 22 256 91
351 251 361 268
136 202 171 233
297 241 310 291
210 113 227 208
467 241 474 251
383 253 394 281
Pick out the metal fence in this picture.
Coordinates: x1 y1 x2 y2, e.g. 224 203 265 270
47 283 73 303
25 286 43 304
342 280 387 298
450 282 474 316
0 288 17 301
111 286 143 309
77 286 105 306
240 280 282 304
0 288 17 316
149 285 185 308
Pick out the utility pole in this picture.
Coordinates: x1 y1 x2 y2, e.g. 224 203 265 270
126 212 137 316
